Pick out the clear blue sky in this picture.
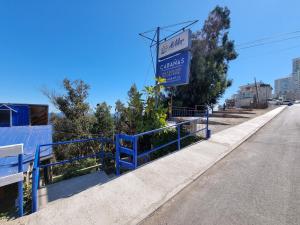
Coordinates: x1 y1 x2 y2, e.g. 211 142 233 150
1 0 300 112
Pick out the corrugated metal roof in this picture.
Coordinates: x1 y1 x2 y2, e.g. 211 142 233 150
0 125 53 176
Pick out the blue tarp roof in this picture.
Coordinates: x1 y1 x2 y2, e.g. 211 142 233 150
0 125 53 177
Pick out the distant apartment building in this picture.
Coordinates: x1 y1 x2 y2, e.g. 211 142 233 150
232 82 272 108
293 57 300 73
292 58 300 99
274 76 294 99
274 57 300 100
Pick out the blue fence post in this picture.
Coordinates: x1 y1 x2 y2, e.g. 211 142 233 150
177 125 181 150
115 135 120 176
133 136 138 169
31 167 38 212
32 145 40 213
205 108 211 139
99 141 103 171
17 153 23 217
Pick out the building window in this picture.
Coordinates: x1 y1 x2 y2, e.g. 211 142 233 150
0 110 11 126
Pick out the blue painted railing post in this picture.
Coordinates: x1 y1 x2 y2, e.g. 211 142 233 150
99 141 103 170
32 145 40 213
17 153 23 217
205 108 211 139
115 135 120 176
133 136 138 169
177 125 181 150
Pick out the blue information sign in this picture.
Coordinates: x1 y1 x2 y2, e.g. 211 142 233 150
157 50 191 86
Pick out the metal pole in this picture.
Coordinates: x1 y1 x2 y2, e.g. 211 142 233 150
254 77 259 106
134 136 138 169
155 26 160 109
205 108 211 139
32 145 40 213
17 153 23 217
177 125 181 150
115 135 120 176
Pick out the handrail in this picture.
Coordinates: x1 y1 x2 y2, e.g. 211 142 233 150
116 110 211 175
31 137 113 213
135 117 201 137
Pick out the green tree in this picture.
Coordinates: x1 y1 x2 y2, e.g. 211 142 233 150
127 84 144 134
114 99 128 134
114 81 167 135
143 78 167 131
92 102 114 138
172 6 238 108
45 78 94 159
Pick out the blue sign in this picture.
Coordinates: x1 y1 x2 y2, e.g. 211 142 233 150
157 50 191 86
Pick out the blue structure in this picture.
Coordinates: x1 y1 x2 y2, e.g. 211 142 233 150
0 103 48 127
0 125 53 176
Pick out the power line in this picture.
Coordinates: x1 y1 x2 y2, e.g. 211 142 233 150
237 35 300 50
237 30 300 47
140 20 197 35
237 44 300 61
160 20 198 30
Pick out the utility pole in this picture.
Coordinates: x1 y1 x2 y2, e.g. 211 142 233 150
155 27 160 109
254 77 260 107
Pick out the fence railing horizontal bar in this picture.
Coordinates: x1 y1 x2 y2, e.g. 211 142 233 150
0 172 23 188
0 144 23 157
119 160 135 170
118 134 135 142
135 118 202 137
119 147 134 155
39 137 111 147
137 139 179 159
39 152 102 168
180 127 206 141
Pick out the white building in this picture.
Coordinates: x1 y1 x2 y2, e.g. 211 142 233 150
235 82 272 108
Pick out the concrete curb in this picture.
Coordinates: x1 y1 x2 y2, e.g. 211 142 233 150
8 106 286 225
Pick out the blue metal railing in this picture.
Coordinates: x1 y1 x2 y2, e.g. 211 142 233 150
116 111 211 175
31 137 112 213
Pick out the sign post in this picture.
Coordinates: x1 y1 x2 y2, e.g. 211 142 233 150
155 27 160 108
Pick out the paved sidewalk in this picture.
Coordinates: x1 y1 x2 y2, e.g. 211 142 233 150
7 106 286 225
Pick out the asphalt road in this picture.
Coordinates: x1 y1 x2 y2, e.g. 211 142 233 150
140 105 300 225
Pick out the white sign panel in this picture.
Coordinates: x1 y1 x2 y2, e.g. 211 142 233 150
159 30 191 59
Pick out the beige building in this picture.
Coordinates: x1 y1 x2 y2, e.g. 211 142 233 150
235 82 272 108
